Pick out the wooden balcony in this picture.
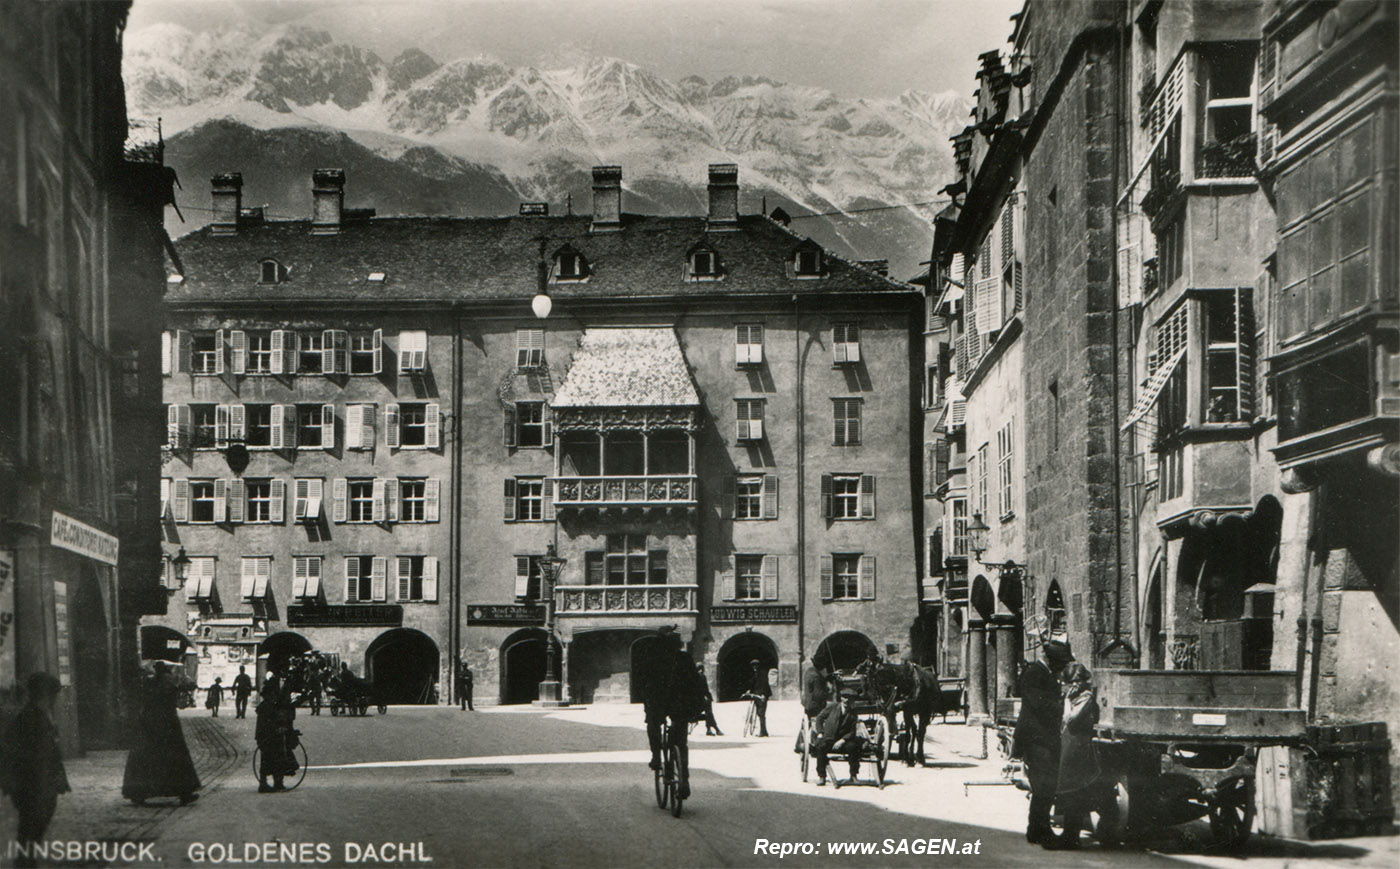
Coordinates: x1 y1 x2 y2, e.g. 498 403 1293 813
551 475 697 510
556 584 698 616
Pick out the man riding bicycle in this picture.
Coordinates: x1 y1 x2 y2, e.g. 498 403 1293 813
637 625 706 799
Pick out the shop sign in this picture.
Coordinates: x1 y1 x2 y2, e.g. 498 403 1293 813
0 550 14 690
286 605 403 627
710 605 797 624
50 511 119 565
467 604 545 626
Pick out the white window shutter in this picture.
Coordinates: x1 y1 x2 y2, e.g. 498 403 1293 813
270 405 284 449
515 557 532 599
859 555 876 600
861 474 876 519
503 478 516 521
542 404 553 447
173 479 190 523
230 330 246 375
160 478 171 519
161 332 172 375
270 330 285 374
213 479 227 523
396 556 411 601
270 479 285 523
820 555 834 600
308 478 324 519
371 557 388 601
176 330 192 373
227 478 244 523
833 328 848 364
345 405 363 450
230 404 245 441
848 331 861 362
214 329 226 374
283 404 297 449
344 557 360 602
322 329 336 374
306 557 321 598
291 558 308 599
372 328 383 374
503 405 516 447
215 404 229 446
820 473 833 519
385 404 400 449
762 555 779 600
423 557 438 602
333 478 347 523
425 480 440 522
385 478 399 523
426 403 440 448
360 405 375 450
723 556 737 600
294 479 309 520
284 330 298 374
321 404 335 450
753 335 764 364
372 478 386 522
166 404 181 449
763 475 779 519
542 478 555 521
241 559 257 600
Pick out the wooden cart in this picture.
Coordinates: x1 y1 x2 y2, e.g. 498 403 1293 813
1088 669 1306 851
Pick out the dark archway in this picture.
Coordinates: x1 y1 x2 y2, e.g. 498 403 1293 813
715 632 778 701
1143 556 1166 670
140 625 191 663
71 563 111 750
812 630 877 676
366 628 440 705
500 628 559 705
259 631 311 677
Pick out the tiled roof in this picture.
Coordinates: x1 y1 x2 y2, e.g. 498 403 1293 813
166 214 912 304
551 328 700 408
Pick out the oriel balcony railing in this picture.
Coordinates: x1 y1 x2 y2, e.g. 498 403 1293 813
556 584 699 615
552 475 698 506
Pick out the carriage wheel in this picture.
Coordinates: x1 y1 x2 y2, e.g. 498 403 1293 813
251 741 309 791
873 717 890 789
799 719 811 782
1091 777 1130 844
1207 776 1254 851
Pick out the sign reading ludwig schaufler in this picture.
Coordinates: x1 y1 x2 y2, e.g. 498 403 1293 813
50 511 119 566
467 604 545 626
710 605 798 624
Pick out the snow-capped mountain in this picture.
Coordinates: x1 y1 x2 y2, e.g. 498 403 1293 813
126 24 968 277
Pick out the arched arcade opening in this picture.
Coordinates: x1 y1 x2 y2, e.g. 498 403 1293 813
811 630 877 675
715 631 778 702
499 628 560 705
366 628 440 705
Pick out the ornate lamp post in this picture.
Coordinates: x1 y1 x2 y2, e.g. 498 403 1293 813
536 542 568 706
170 546 191 589
966 512 991 562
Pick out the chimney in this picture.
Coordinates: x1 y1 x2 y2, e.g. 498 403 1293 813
707 163 739 227
312 168 345 235
210 173 243 235
590 165 622 231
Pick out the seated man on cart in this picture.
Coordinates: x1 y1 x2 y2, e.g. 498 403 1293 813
810 691 866 787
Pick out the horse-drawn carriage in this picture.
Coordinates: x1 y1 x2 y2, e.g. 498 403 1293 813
798 669 893 788
327 670 376 716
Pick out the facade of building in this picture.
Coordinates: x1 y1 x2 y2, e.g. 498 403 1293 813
934 0 1397 828
0 0 172 752
147 165 925 705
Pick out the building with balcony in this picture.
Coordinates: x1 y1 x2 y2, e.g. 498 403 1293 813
0 0 173 752
146 164 925 706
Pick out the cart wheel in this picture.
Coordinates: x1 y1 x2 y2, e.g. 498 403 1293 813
1092 777 1130 844
1207 776 1254 851
873 717 890 789
799 720 811 782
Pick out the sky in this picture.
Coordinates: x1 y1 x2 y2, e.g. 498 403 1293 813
128 0 1025 100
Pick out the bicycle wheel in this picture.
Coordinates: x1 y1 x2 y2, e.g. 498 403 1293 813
654 741 668 809
799 718 811 782
251 741 309 791
667 740 684 818
744 700 757 737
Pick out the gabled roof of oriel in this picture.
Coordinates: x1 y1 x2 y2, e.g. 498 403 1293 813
551 327 700 408
166 213 912 304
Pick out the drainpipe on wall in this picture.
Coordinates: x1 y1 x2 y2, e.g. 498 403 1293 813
449 307 464 704
794 294 805 690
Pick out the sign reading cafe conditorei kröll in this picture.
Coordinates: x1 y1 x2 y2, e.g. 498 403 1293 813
50 511 120 566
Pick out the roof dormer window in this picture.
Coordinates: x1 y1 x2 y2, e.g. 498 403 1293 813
687 244 722 281
259 259 282 284
792 243 824 277
554 246 589 282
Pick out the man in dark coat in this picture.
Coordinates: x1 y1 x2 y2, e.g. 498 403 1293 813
743 659 772 737
232 666 253 719
809 691 865 786
637 626 705 798
122 662 201 805
456 658 474 711
696 663 723 736
255 672 299 792
1 673 69 864
1047 661 1100 850
1012 639 1071 845
797 656 831 752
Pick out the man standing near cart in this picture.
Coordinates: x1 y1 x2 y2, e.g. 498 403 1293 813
1012 639 1071 846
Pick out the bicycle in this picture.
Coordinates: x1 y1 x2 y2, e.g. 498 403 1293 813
742 694 760 737
652 719 685 818
252 729 308 791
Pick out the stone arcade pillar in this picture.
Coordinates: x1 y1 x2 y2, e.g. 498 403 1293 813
994 618 1018 701
966 618 988 720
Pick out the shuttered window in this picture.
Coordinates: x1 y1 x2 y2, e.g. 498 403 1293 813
397 330 428 372
516 329 545 368
820 554 874 601
735 399 764 442
832 398 861 445
292 556 322 601
735 324 764 366
832 323 861 364
395 556 438 602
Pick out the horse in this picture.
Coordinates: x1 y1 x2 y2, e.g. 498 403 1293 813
866 661 945 767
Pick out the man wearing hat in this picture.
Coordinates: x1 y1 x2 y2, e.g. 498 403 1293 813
1 673 69 861
636 626 706 798
1012 639 1072 845
743 658 772 737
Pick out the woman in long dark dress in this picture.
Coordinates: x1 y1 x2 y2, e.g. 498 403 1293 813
255 673 299 792
1046 662 1100 850
122 662 201 805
